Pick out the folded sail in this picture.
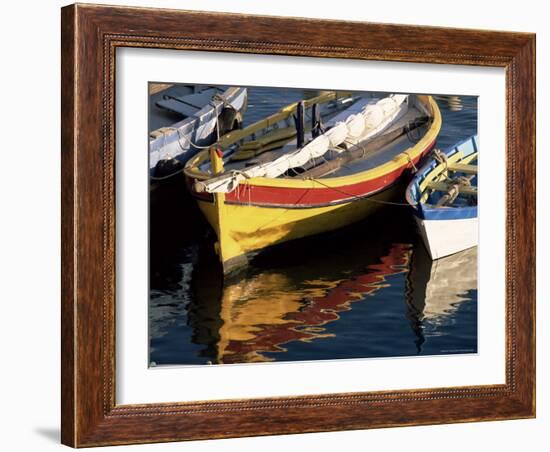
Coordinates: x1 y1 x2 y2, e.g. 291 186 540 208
198 94 409 194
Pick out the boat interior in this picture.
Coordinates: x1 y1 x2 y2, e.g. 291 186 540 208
417 141 478 208
198 94 432 180
423 159 478 208
149 84 223 134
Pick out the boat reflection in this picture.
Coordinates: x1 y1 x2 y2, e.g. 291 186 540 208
149 202 477 365
190 236 413 364
186 240 478 364
406 246 478 353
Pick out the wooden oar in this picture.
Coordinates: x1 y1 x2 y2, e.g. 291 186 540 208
295 116 429 179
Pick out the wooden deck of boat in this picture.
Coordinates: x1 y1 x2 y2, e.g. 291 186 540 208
149 84 224 132
214 101 426 179
149 84 193 132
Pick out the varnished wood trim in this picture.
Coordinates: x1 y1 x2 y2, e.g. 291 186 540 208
61 4 77 447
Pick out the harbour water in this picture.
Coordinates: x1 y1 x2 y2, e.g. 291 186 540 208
149 87 478 366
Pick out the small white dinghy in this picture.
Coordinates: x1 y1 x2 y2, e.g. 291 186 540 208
406 135 478 260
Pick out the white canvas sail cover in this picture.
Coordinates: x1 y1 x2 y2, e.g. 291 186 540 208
198 94 409 194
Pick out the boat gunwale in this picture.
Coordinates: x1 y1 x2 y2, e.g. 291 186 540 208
405 134 478 219
150 86 242 139
184 95 442 190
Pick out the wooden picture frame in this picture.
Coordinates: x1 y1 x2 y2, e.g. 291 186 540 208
61 3 536 447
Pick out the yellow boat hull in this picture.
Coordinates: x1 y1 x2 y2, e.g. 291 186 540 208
186 95 442 273
197 184 403 273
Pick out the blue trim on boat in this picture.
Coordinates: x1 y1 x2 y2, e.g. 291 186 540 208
419 205 477 220
406 135 478 221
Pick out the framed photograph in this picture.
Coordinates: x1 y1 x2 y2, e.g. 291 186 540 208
61 3 535 447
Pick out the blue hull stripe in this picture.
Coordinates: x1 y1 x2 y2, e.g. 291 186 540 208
417 205 477 220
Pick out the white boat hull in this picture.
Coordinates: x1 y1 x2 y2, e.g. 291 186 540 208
415 216 478 260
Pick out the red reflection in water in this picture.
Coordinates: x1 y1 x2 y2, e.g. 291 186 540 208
220 243 411 363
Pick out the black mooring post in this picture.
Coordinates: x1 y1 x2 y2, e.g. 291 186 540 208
295 101 305 149
312 103 321 138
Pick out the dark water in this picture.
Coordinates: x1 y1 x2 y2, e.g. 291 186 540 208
149 88 478 366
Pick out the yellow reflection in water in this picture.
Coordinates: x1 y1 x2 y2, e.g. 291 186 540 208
214 243 412 363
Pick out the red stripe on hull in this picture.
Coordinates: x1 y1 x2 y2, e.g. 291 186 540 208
192 140 435 207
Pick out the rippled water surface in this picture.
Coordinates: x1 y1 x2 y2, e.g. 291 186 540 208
149 86 478 365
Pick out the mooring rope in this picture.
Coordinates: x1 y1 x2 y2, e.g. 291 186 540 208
433 148 448 170
150 171 185 182
404 151 419 173
309 177 415 207
150 98 230 180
